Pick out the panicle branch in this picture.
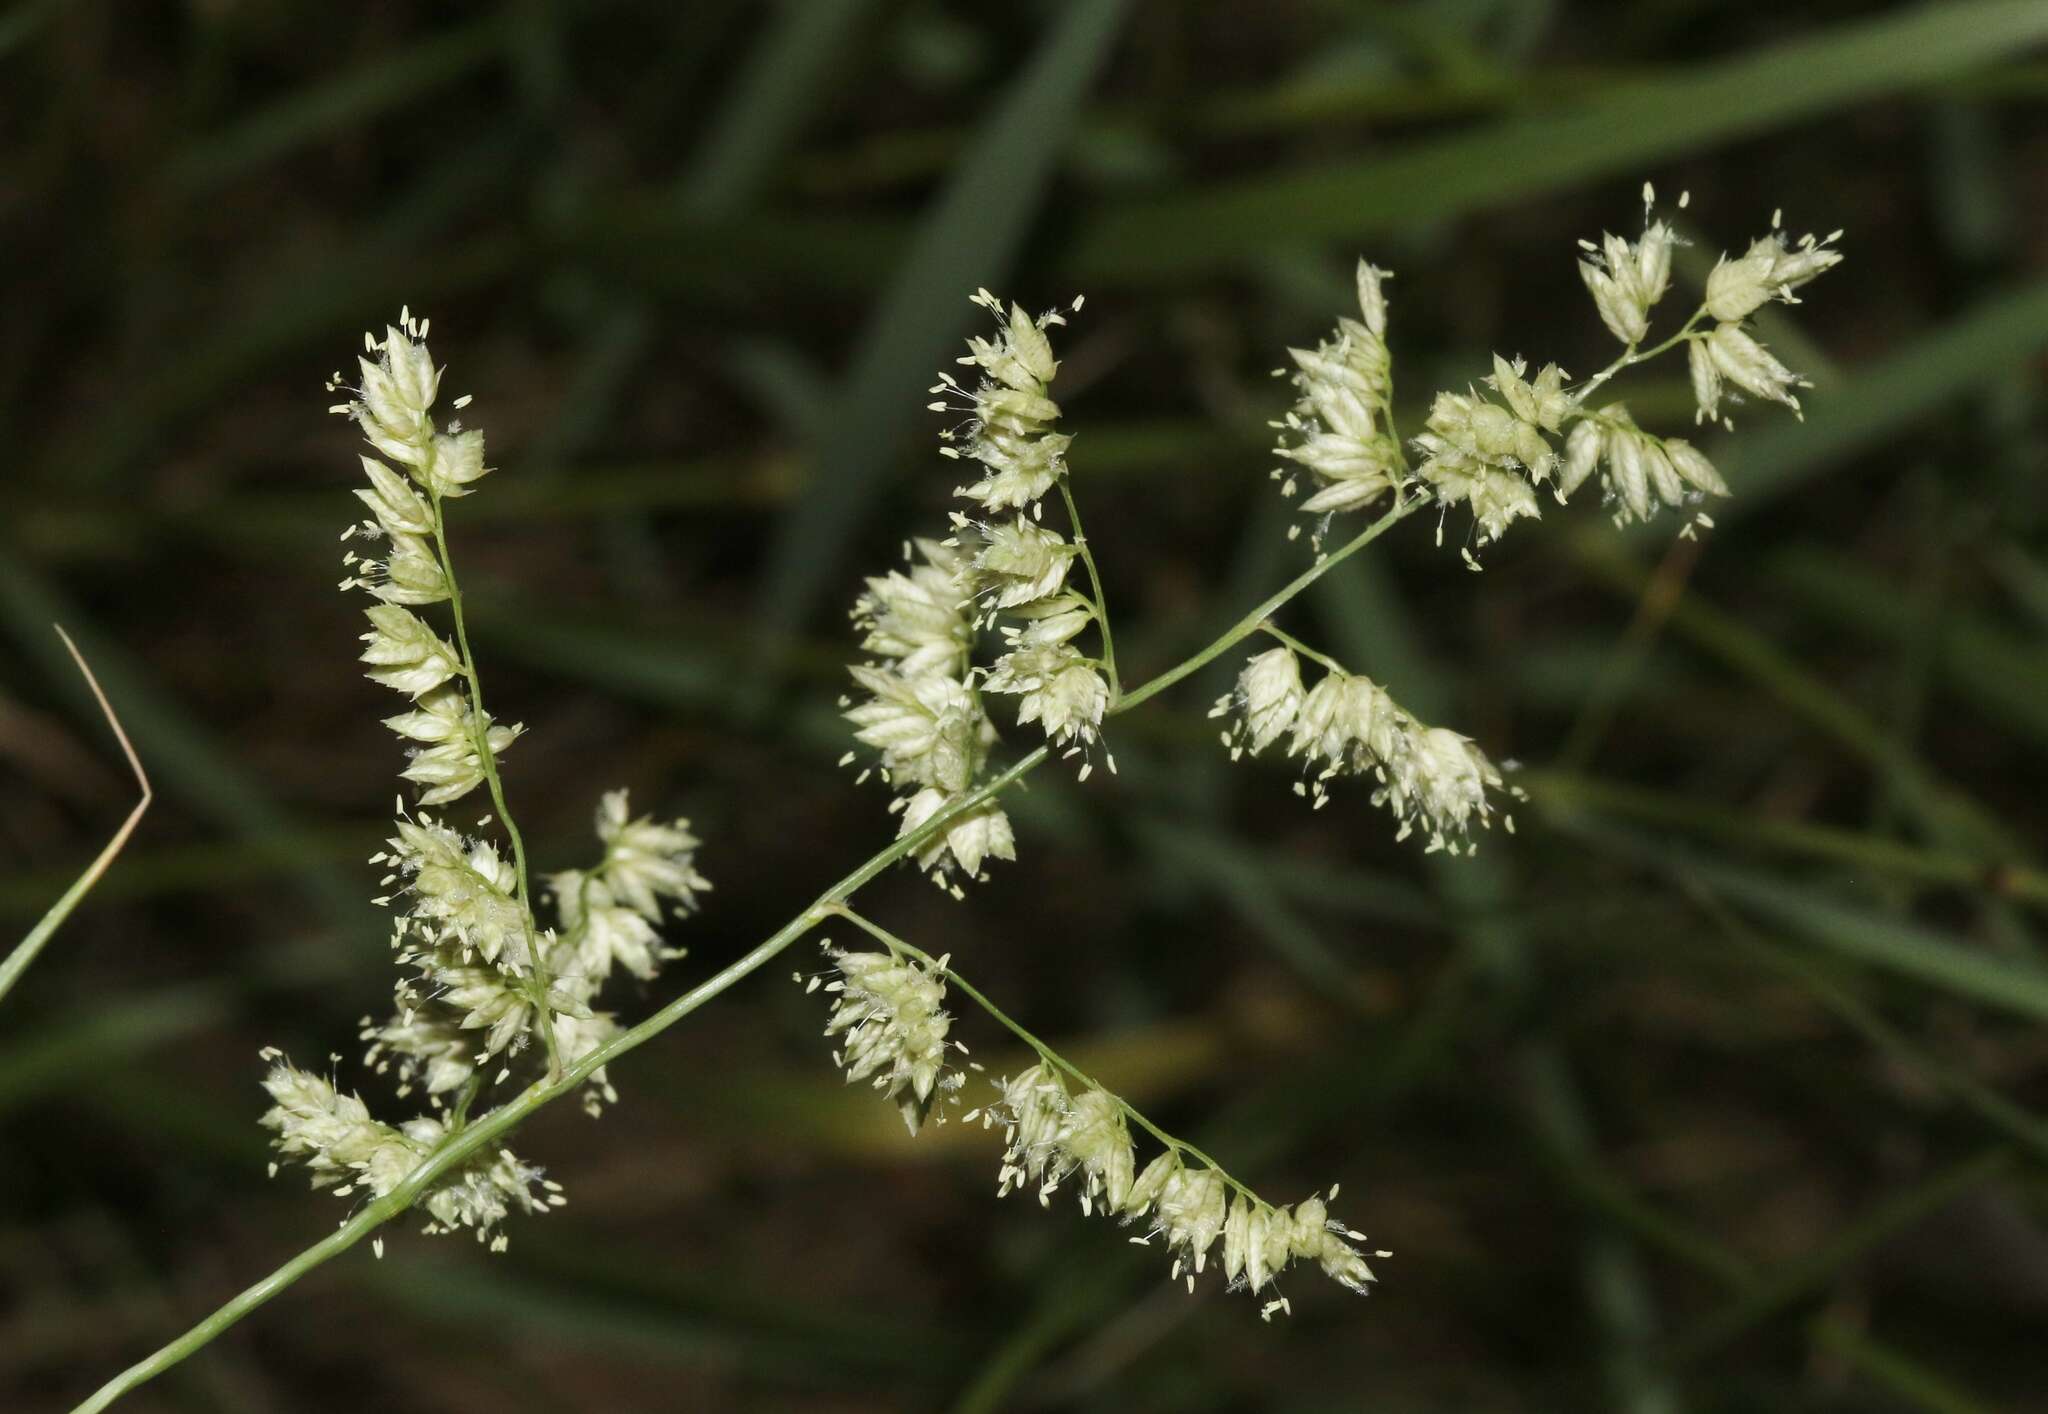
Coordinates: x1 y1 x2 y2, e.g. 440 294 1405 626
259 313 713 1251
802 916 1387 1321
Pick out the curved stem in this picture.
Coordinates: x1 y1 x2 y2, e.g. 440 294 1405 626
1118 494 1421 714
74 484 1424 1411
1256 623 1346 676
426 489 561 1080
69 745 1050 1414
827 903 1260 1203
1057 477 1119 701
1571 307 1707 407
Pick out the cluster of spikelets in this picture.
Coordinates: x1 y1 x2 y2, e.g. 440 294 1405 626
1217 191 1842 836
257 1055 563 1251
259 314 710 1248
807 946 1384 1318
1212 646 1515 852
843 289 1113 892
1273 189 1840 547
823 193 1841 1314
805 943 965 1135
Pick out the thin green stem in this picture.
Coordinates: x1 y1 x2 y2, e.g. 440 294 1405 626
69 745 1050 1414
1256 622 1346 676
75 480 1427 1411
1118 494 1422 714
826 903 1259 1203
1057 476 1119 701
426 490 561 1079
1570 306 1707 407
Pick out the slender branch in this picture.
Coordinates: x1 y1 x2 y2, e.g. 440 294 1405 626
826 903 1260 1203
1057 476 1119 701
1256 622 1346 676
1570 307 1707 407
425 488 561 1079
73 482 1428 1411
1118 494 1422 714
68 744 1052 1414
1 627 153 1009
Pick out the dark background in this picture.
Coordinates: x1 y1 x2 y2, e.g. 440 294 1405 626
5 1 2048 1410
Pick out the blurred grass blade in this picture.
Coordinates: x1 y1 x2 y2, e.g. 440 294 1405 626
1684 856 2048 1023
0 0 69 59
1134 818 1375 1008
165 18 512 189
1682 883 2048 1165
0 561 362 926
1539 1121 2005 1414
676 0 880 217
1066 0 2048 279
751 0 1129 676
1770 548 2048 748
1525 769 2048 909
0 826 370 922
1567 532 2023 862
0 985 233 1112
0 628 151 1008
167 18 514 190
1808 1321 2005 1414
1665 1149 2008 1365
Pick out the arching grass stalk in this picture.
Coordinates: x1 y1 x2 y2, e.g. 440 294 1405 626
71 497 1408 1412
823 903 1258 1202
422 487 560 1078
74 189 1842 1407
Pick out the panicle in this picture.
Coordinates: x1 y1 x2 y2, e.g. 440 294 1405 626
330 313 489 499
406 1117 557 1248
1704 227 1845 323
385 814 531 970
1408 358 1567 545
1577 216 1677 346
845 665 987 795
852 538 974 679
940 291 1076 513
260 1057 422 1196
382 686 524 807
359 605 462 697
297 311 717 1257
1557 406 1728 528
1210 646 1305 759
258 1055 553 1250
980 644 1109 752
1700 323 1806 421
1688 218 1838 428
844 535 1008 887
974 518 1078 608
896 787 1016 883
587 789 711 924
1270 260 1403 531
817 943 962 1135
972 1068 1383 1311
538 789 707 1114
1214 649 1517 853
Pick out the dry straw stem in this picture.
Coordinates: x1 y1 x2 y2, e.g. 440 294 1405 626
0 626 153 1009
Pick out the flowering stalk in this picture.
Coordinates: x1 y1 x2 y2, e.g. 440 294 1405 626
421 487 560 1077
1056 476 1119 701
76 190 1842 1408
76 494 1422 1407
819 904 1385 1318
